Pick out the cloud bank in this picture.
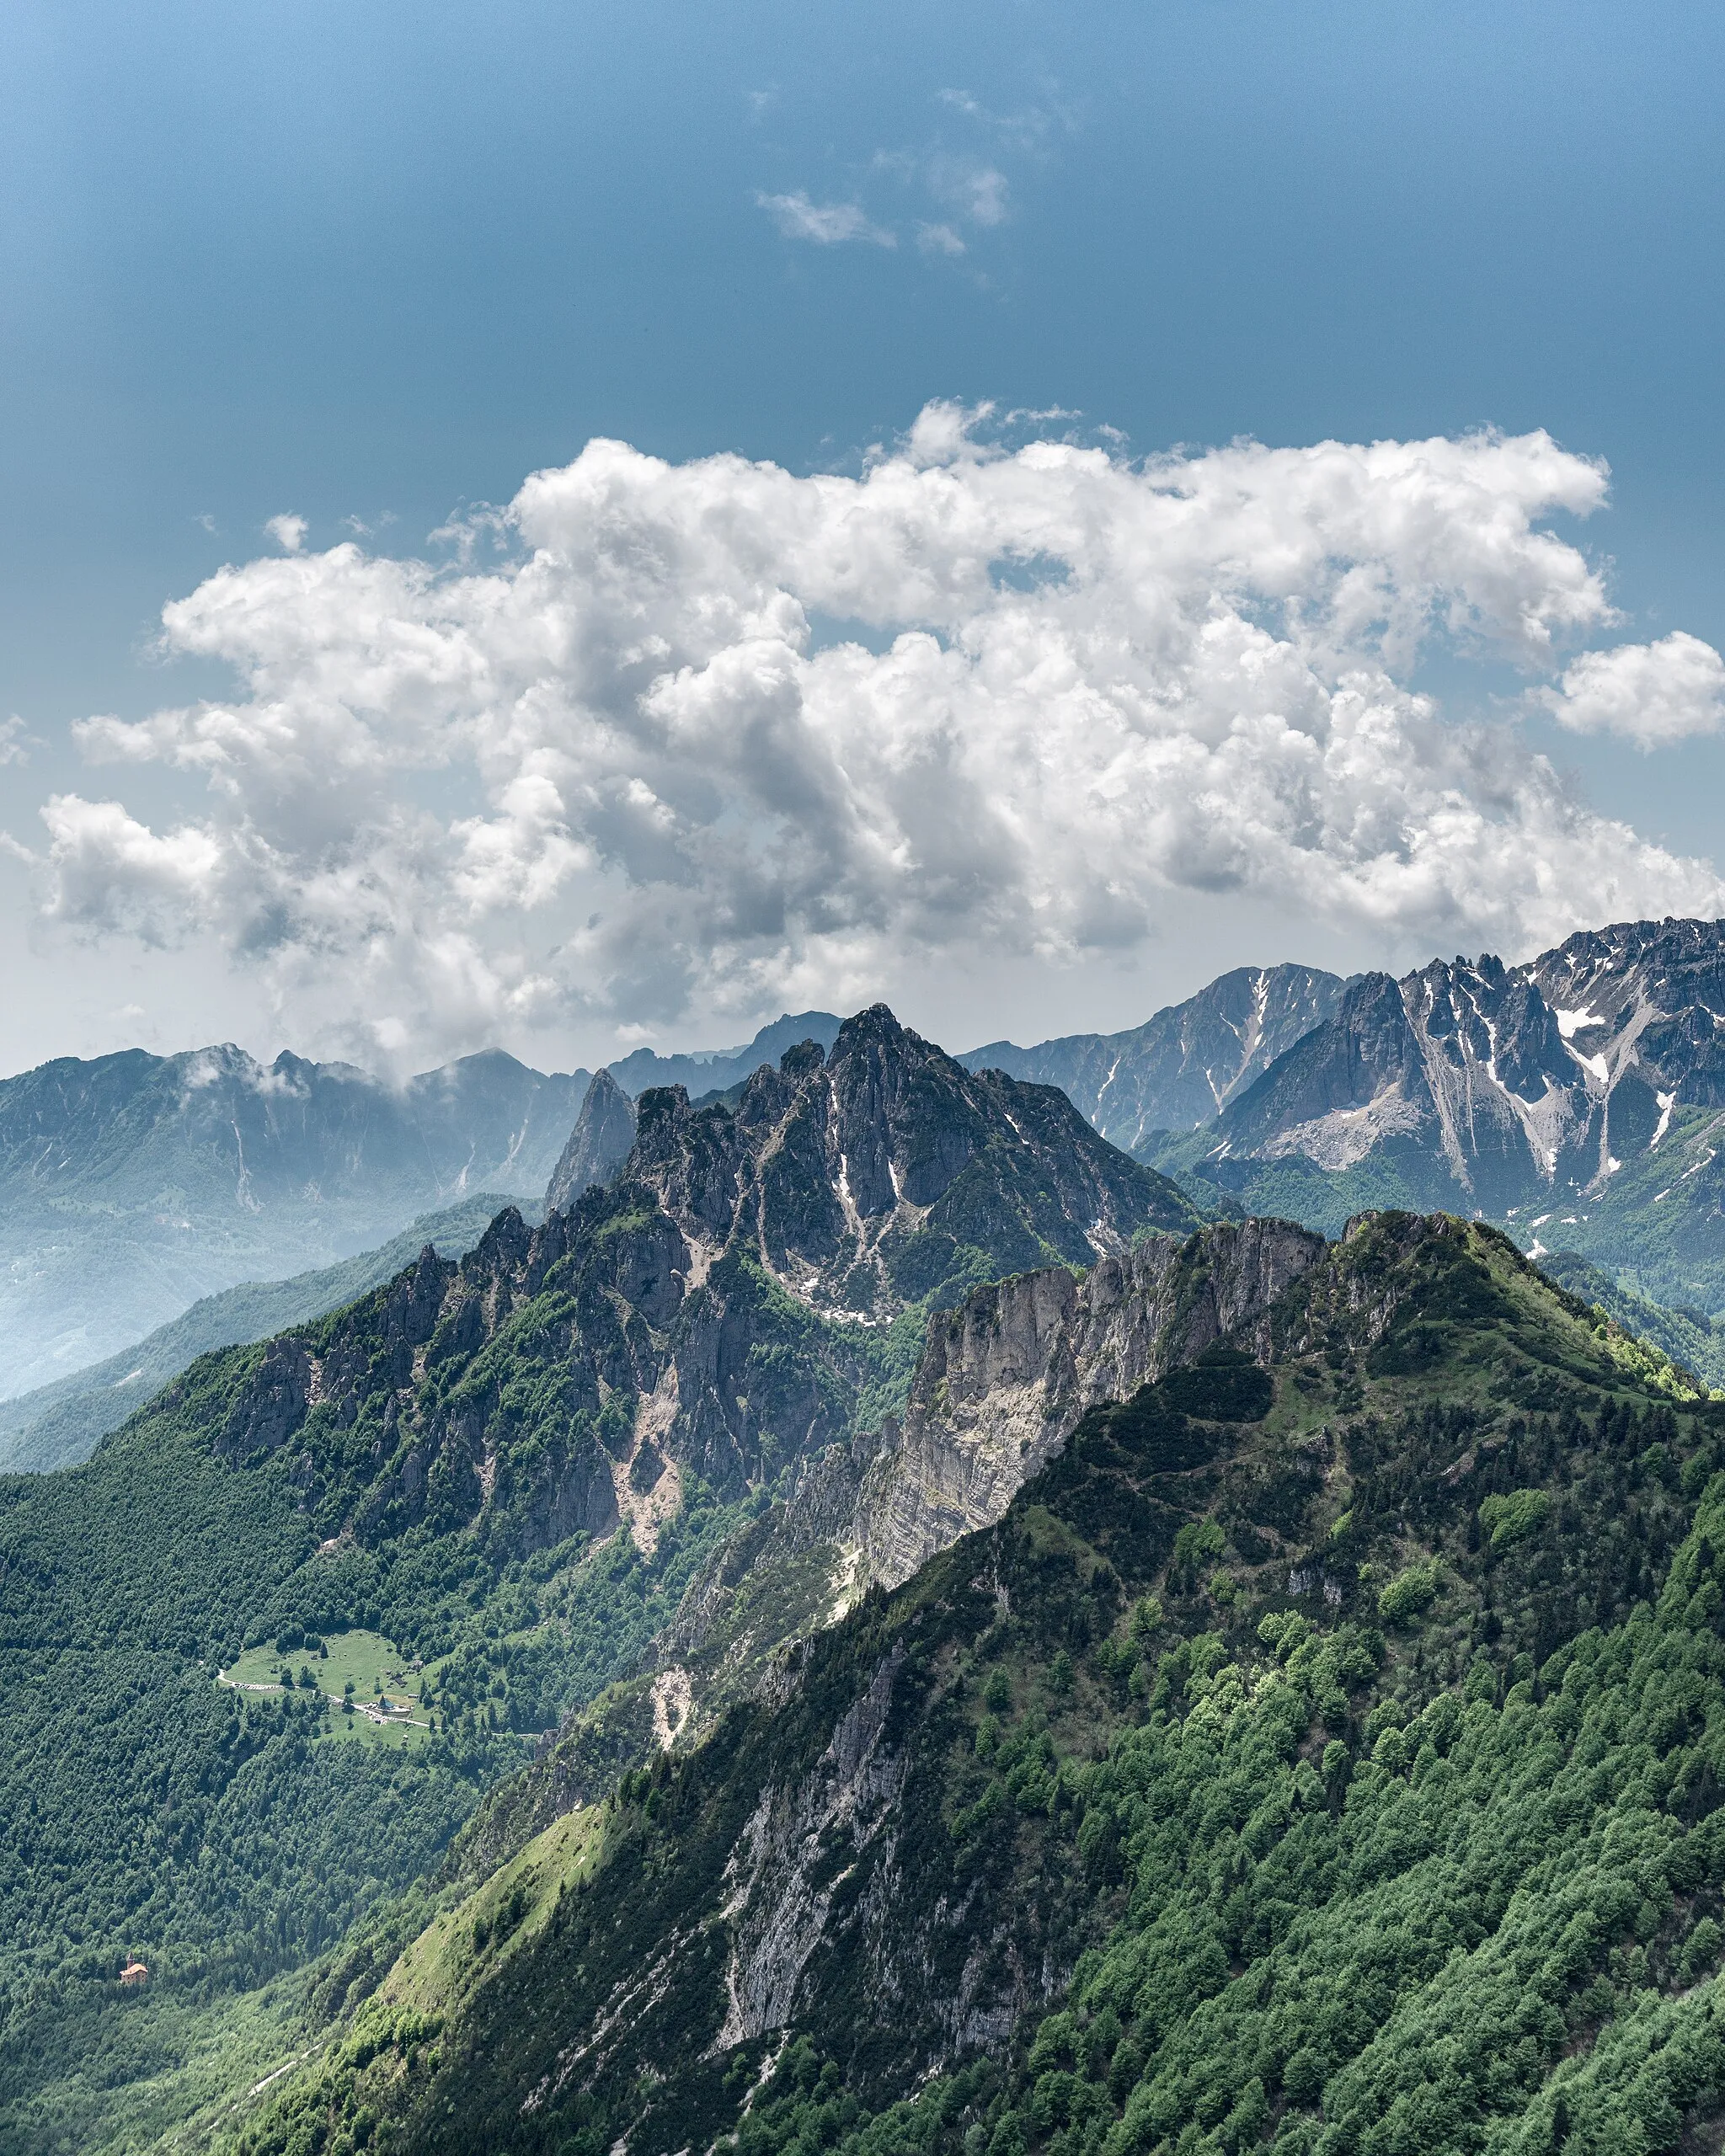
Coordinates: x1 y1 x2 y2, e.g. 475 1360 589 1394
39 407 1725 1063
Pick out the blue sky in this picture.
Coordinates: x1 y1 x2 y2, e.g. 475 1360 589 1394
3 0 1725 1074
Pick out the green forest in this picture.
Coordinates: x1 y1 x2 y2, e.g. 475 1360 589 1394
212 1214 1725 2156
0 1305 745 2151
13 1203 1725 2153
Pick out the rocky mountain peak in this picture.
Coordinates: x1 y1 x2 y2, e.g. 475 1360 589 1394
959 961 1349 1150
194 1008 1199 1598
542 1066 638 1213
617 1004 1197 1317
1525 914 1725 1107
1171 916 1725 1234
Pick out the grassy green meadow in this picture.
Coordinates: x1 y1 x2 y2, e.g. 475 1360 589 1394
219 1630 435 1748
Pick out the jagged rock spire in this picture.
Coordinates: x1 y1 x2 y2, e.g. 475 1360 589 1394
544 1068 638 1214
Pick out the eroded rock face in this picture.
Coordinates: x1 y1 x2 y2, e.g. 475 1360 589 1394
217 1336 313 1460
852 1218 1327 1589
655 1219 1335 1715
1207 963 1599 1209
626 1003 1199 1319
713 1645 909 2050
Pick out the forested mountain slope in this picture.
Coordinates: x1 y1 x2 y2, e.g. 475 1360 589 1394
0 1007 1191 2152
228 1212 1725 2156
0 1043 587 1396
1540 1251 1725 1394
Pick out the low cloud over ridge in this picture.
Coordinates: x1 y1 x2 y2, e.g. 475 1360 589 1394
39 406 1725 1063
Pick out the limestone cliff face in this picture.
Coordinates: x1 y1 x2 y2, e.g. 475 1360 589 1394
655 1219 1330 1721
852 1218 1327 1590
713 1644 910 2051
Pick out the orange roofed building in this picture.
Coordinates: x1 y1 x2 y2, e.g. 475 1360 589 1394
120 1960 148 1986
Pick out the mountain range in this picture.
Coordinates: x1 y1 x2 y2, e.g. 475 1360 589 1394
14 958 1725 2151
958 963 1350 1152
1143 917 1725 1317
22 914 1725 1421
0 1045 587 1398
0 1017 855 1406
0 1002 1199 2150
232 1209 1723 2156
12 1134 1722 2151
961 916 1725 1331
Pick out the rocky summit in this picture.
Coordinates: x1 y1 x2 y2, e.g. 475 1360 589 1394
199 1005 1199 1572
1145 916 1725 1315
961 963 1350 1154
627 1004 1199 1321
542 1067 638 1214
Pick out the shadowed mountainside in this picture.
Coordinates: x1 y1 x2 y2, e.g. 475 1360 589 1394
0 1193 522 1476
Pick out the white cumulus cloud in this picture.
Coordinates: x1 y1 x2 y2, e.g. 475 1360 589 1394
942 161 1009 226
265 513 307 553
916 221 967 258
1538 630 1725 749
34 407 1725 1065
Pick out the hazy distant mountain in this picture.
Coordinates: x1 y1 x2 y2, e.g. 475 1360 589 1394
0 1044 587 1396
0 1192 518 1476
959 963 1349 1150
606 1011 843 1099
0 1012 884 1402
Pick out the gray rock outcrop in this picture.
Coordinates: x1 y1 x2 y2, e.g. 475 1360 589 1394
851 1215 1327 1589
543 1067 637 1213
